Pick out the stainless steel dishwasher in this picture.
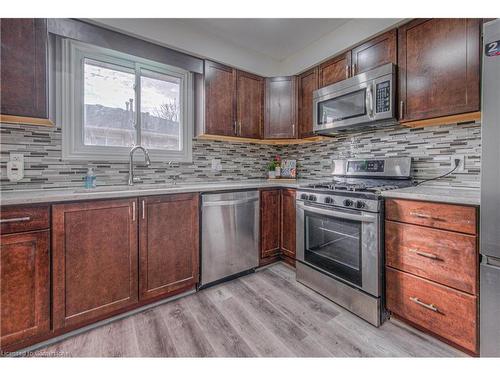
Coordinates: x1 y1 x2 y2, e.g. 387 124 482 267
200 190 260 287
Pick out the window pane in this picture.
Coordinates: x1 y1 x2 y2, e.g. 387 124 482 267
84 59 136 147
140 69 181 151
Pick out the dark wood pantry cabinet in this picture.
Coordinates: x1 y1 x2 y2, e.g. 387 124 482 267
264 76 297 139
52 198 139 330
0 18 51 125
398 18 480 122
139 194 199 301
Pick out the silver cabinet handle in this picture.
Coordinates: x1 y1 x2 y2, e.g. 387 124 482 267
142 200 145 220
410 297 439 312
292 123 295 136
408 248 440 260
0 216 31 224
399 100 404 120
352 64 356 76
239 121 242 136
234 120 237 135
132 201 136 222
345 65 349 78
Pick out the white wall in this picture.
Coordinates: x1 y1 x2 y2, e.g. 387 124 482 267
89 18 405 76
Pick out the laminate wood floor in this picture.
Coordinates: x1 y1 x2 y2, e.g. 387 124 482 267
33 263 465 357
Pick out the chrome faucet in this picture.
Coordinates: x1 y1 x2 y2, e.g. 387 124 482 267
128 145 151 185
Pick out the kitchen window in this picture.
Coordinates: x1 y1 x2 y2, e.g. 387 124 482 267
59 39 193 162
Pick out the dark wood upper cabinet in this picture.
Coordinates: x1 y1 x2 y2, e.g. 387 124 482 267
319 52 351 88
139 193 199 301
264 76 297 139
236 70 263 139
280 189 296 260
260 189 281 260
1 230 50 349
351 29 397 75
398 19 480 122
0 18 50 123
298 67 319 138
52 198 139 330
204 60 236 136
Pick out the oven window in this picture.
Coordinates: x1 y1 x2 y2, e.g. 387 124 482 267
317 89 366 125
304 211 362 286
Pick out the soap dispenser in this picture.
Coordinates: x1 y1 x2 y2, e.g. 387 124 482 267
84 167 96 189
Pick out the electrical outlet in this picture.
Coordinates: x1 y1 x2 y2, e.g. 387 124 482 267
211 159 222 172
454 155 466 172
10 153 24 163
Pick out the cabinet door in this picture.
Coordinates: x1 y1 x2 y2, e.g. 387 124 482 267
204 60 236 136
52 198 138 330
0 19 48 120
260 189 281 259
298 67 319 138
351 29 397 75
264 76 297 139
236 70 263 139
1 231 50 349
280 189 296 260
398 19 480 122
139 194 199 301
319 52 351 87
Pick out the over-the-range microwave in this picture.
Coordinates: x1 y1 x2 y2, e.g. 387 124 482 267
313 63 397 134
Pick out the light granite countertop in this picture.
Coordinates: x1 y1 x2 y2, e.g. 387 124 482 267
381 185 480 206
0 179 314 206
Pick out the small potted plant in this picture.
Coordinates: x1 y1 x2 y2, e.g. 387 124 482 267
267 161 276 179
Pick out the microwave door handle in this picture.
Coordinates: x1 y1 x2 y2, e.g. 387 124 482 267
366 85 374 119
296 201 376 223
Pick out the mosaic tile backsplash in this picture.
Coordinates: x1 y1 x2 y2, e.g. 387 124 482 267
0 120 481 191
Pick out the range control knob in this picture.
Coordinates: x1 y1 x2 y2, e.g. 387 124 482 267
343 199 354 207
300 193 309 200
324 196 334 204
308 195 317 202
355 200 366 209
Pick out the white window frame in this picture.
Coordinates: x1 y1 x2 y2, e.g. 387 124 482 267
59 38 193 162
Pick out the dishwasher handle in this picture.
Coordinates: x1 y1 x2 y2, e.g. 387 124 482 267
203 197 259 207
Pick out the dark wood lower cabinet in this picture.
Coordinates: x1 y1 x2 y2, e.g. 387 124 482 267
260 189 281 262
139 194 199 301
0 230 50 350
52 198 139 330
280 189 296 261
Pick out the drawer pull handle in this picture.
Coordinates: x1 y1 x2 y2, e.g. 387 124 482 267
0 216 31 224
409 212 432 219
408 248 440 260
410 297 439 312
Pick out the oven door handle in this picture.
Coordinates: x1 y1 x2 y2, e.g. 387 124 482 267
296 201 376 223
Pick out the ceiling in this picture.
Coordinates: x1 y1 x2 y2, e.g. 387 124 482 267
179 19 352 61
89 18 403 76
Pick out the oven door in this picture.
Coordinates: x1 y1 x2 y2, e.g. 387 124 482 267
296 201 381 297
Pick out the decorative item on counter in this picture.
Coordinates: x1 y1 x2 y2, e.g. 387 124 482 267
280 159 297 179
267 155 281 179
274 155 281 177
84 167 96 189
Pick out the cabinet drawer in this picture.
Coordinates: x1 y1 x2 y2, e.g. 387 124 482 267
385 199 477 234
385 221 477 294
0 204 50 234
386 267 477 353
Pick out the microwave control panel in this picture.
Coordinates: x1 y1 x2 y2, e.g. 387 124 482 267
375 81 391 113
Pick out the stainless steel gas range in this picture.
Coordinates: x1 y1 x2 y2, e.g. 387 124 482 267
295 157 412 326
